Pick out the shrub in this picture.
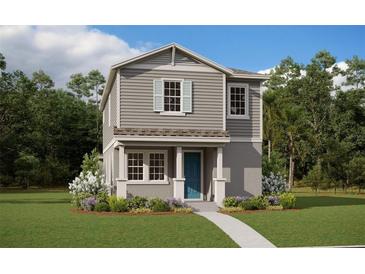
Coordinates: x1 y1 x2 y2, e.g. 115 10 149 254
223 196 247 208
262 172 287 195
81 196 97 211
69 149 107 200
72 192 92 208
173 207 193 214
69 171 107 196
97 191 109 204
241 196 268 210
95 202 111 212
127 196 148 210
166 197 185 208
267 195 280 206
279 193 296 209
108 196 128 212
148 198 171 212
130 208 152 214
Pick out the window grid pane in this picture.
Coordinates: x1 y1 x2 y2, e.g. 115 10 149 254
164 81 181 112
149 153 165 180
230 87 246 115
127 153 143 180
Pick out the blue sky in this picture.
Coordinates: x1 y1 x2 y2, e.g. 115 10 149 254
94 25 365 71
1 26 364 87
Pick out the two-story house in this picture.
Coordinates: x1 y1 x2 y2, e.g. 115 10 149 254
100 43 268 206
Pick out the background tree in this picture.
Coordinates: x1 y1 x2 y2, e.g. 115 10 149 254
67 73 89 98
32 70 54 90
347 156 365 193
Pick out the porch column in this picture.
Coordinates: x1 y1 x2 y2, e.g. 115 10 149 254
173 146 185 201
214 146 226 207
115 142 127 198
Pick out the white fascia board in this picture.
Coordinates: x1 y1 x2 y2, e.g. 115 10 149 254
229 74 270 80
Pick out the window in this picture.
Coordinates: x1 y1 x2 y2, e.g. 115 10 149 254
127 153 143 180
149 153 165 180
164 80 181 112
126 150 168 183
227 83 249 119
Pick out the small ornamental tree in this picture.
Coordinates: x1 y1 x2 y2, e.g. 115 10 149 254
69 149 107 206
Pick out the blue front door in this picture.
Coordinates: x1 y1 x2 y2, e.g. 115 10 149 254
184 152 201 199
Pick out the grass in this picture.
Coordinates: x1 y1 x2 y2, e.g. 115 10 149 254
0 191 237 247
232 192 365 247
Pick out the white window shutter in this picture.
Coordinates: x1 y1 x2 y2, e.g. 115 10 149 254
182 80 192 113
153 79 163 112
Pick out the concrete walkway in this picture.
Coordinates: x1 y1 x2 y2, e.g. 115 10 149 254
195 211 276 248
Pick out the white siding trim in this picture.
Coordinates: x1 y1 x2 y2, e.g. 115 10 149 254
114 136 230 143
116 69 120 127
260 81 263 140
230 137 262 143
223 74 226 130
171 46 175 66
108 96 111 127
227 83 250 120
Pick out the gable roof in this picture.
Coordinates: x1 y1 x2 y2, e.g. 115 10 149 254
100 43 269 110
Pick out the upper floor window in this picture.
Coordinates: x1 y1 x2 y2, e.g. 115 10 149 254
164 80 181 112
227 83 249 119
153 79 192 115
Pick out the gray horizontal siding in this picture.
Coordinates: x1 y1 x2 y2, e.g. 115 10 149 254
120 68 224 129
226 79 261 138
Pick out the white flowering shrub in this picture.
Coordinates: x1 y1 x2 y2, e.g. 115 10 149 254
262 172 287 195
69 170 107 196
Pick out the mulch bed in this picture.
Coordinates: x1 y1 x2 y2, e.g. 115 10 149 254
70 208 192 216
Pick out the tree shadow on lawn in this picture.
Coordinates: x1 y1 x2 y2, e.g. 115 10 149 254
296 196 365 209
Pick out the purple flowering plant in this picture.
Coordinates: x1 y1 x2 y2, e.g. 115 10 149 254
166 197 185 208
267 195 280 206
81 196 97 211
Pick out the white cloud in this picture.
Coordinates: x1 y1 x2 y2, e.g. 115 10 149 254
0 26 152 88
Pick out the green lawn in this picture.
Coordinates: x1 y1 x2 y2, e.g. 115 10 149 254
0 192 237 247
232 193 365 247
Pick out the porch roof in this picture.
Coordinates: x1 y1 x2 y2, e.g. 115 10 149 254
113 127 229 138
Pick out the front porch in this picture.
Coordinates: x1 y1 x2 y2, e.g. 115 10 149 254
107 142 227 206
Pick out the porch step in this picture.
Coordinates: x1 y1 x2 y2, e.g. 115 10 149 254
185 201 218 212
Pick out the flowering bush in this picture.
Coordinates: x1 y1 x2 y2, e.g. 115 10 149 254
81 196 97 211
69 170 107 196
166 197 185 208
267 195 280 206
262 172 287 195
